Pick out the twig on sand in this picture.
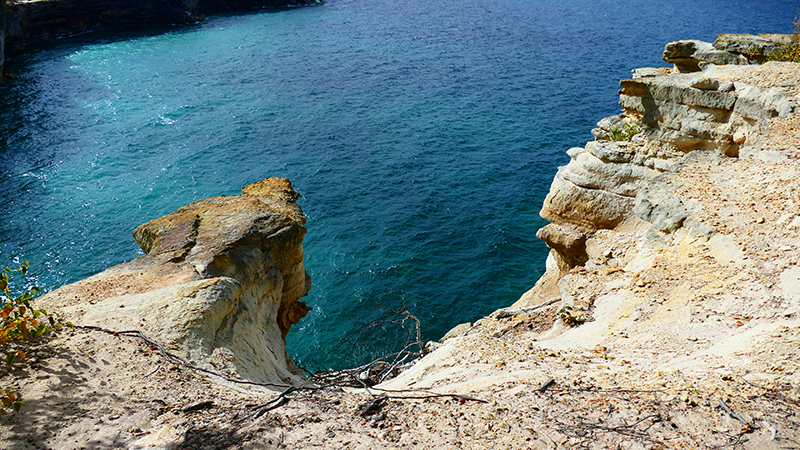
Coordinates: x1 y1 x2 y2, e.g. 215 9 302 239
718 399 749 425
79 310 487 420
77 325 292 389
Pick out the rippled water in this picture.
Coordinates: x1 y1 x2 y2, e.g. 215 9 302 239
0 0 795 369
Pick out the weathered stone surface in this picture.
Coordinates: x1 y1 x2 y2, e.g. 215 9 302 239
560 145 660 197
536 224 588 271
538 138 667 241
662 35 793 73
584 140 635 163
757 33 794 45
631 67 672 79
618 64 796 155
633 187 690 233
590 115 624 141
538 57 796 272
540 165 637 231
712 33 788 61
733 81 796 119
620 77 738 110
689 77 734 91
663 39 748 73
38 177 312 386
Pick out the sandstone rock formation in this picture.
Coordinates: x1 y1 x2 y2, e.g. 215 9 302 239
37 177 312 387
374 46 800 450
536 45 797 300
663 33 791 72
3 38 799 450
663 39 748 73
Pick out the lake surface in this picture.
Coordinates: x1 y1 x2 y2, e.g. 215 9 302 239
0 0 795 369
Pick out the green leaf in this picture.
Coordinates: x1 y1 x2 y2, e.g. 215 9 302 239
5 352 18 366
12 400 24 413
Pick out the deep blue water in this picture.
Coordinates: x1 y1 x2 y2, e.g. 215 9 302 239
1 0 796 369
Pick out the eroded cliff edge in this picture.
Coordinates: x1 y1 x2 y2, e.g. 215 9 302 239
3 35 800 450
37 177 312 386
376 35 800 449
1 0 320 59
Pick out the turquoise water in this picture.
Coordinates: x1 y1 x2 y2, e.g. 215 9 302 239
1 0 796 369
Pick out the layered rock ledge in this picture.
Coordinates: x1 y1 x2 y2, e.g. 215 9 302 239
535 44 797 287
375 37 800 449
3 36 800 450
37 177 312 386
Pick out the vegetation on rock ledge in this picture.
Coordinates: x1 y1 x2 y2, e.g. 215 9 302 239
767 14 800 62
608 122 641 142
1 262 62 414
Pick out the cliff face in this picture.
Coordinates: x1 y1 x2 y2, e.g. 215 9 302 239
3 0 319 54
2 35 799 450
504 37 799 368
37 177 312 386
533 34 796 289
5 0 201 53
375 37 800 449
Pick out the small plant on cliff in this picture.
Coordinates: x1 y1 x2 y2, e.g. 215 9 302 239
767 14 800 63
608 122 641 142
557 306 579 326
1 262 59 414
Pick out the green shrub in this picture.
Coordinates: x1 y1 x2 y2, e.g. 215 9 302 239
608 122 641 142
767 14 800 62
1 262 58 414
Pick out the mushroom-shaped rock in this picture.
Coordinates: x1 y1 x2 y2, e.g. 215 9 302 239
38 178 312 387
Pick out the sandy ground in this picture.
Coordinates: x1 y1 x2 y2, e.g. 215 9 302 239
2 302 797 450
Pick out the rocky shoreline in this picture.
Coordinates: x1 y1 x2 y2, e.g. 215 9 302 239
379 36 800 449
1 34 799 449
0 0 320 74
